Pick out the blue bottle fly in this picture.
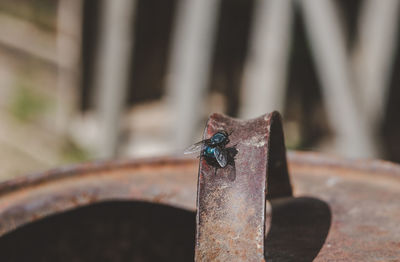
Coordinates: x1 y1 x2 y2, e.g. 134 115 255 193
184 130 237 171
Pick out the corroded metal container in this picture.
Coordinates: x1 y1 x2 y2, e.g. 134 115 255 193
0 113 399 261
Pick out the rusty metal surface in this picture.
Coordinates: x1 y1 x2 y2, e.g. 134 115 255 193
0 157 199 237
287 152 400 261
0 151 399 260
195 112 292 261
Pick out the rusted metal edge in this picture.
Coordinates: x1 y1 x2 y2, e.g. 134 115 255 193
0 150 400 242
0 157 199 237
0 157 195 197
2 151 399 199
288 151 400 177
194 112 292 261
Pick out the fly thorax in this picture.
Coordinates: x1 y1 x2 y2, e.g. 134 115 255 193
204 146 215 157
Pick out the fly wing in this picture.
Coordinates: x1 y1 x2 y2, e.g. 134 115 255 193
184 140 207 155
214 146 228 167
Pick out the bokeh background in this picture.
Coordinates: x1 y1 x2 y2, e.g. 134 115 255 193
0 0 400 181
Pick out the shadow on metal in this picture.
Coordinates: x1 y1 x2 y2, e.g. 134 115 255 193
265 197 331 262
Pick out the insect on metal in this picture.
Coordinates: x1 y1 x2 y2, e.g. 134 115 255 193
184 131 238 177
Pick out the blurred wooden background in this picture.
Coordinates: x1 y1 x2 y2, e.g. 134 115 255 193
0 0 399 180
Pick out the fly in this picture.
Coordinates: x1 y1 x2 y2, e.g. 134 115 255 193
184 131 237 178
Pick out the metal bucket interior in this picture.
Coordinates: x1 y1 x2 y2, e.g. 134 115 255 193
0 201 195 261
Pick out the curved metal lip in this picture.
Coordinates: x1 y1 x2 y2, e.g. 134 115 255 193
0 151 399 240
0 157 196 196
1 151 399 196
288 151 400 176
0 151 399 261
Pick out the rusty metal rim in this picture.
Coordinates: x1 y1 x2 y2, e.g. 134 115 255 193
0 150 398 248
0 157 195 196
0 152 399 197
288 151 400 177
0 150 399 260
0 156 199 237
